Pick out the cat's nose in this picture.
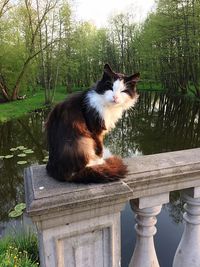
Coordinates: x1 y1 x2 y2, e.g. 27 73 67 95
113 95 119 103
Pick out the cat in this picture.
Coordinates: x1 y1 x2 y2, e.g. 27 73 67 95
46 64 140 183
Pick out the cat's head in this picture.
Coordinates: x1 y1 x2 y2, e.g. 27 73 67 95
95 64 140 108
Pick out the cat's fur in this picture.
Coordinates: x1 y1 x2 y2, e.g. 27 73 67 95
46 64 140 183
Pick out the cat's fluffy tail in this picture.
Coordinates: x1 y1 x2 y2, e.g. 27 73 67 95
67 156 127 183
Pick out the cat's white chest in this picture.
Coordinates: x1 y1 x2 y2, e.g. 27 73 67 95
103 105 123 130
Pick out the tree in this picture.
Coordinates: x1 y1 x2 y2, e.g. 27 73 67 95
135 0 200 96
0 0 59 101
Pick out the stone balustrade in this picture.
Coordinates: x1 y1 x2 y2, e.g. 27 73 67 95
24 148 200 267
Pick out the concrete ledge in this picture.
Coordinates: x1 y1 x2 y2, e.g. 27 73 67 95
24 165 132 219
25 148 200 220
125 148 200 198
24 148 200 267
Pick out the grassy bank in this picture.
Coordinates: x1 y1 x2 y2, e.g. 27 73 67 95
0 84 165 123
0 90 66 123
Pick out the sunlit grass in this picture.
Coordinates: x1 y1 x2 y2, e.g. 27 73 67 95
0 89 67 123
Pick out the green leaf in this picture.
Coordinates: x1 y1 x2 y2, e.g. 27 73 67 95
23 149 34 154
42 158 48 163
0 156 5 159
10 148 17 151
17 161 28 165
4 155 14 159
14 203 26 211
17 153 26 157
18 146 26 150
8 210 23 218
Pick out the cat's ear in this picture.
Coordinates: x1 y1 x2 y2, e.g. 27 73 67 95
126 72 140 83
103 64 117 78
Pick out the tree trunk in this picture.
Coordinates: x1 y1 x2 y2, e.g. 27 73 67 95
0 78 10 101
11 59 30 100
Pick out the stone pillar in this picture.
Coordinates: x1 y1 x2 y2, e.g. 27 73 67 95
173 187 200 267
24 165 132 267
129 193 169 267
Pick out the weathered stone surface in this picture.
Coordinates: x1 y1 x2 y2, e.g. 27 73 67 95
24 148 200 267
25 148 200 219
24 164 132 220
173 192 200 267
24 165 126 267
39 212 121 267
124 148 200 199
129 203 162 267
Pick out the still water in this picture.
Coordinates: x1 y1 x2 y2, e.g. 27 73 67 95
0 91 200 267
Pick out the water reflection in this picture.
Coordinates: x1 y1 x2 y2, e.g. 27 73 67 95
0 91 200 224
0 110 49 222
106 91 200 156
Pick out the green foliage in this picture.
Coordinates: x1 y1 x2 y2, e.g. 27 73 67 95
0 5 38 97
1 0 200 103
0 229 39 266
138 82 163 91
136 0 200 96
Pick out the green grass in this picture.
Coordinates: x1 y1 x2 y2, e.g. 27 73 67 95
137 81 163 91
0 83 165 123
0 90 66 123
0 228 39 266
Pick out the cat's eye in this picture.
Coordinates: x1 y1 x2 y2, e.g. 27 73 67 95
122 89 133 97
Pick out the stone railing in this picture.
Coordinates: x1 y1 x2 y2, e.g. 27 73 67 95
24 148 200 267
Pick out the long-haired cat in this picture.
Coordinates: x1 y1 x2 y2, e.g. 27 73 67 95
46 64 140 183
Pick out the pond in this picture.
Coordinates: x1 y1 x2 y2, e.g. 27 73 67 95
0 91 200 267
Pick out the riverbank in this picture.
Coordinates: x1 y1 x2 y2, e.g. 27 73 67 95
0 84 164 123
0 91 66 123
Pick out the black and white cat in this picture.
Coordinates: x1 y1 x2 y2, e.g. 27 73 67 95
46 64 140 183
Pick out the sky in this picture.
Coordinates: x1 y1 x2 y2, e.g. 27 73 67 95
74 0 156 27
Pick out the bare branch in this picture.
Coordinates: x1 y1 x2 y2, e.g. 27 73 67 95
0 0 11 18
30 0 58 53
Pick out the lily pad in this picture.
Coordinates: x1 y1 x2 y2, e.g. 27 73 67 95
0 156 4 159
4 155 14 159
42 158 48 163
17 161 28 165
18 146 26 150
23 149 34 154
9 210 23 218
10 148 17 151
14 203 26 211
17 153 26 157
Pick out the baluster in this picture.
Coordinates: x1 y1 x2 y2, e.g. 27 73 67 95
129 193 169 267
173 188 200 267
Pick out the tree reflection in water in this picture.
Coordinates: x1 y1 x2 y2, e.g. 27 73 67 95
106 91 200 156
1 92 200 224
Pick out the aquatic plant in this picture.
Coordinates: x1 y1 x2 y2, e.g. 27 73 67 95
8 203 26 218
